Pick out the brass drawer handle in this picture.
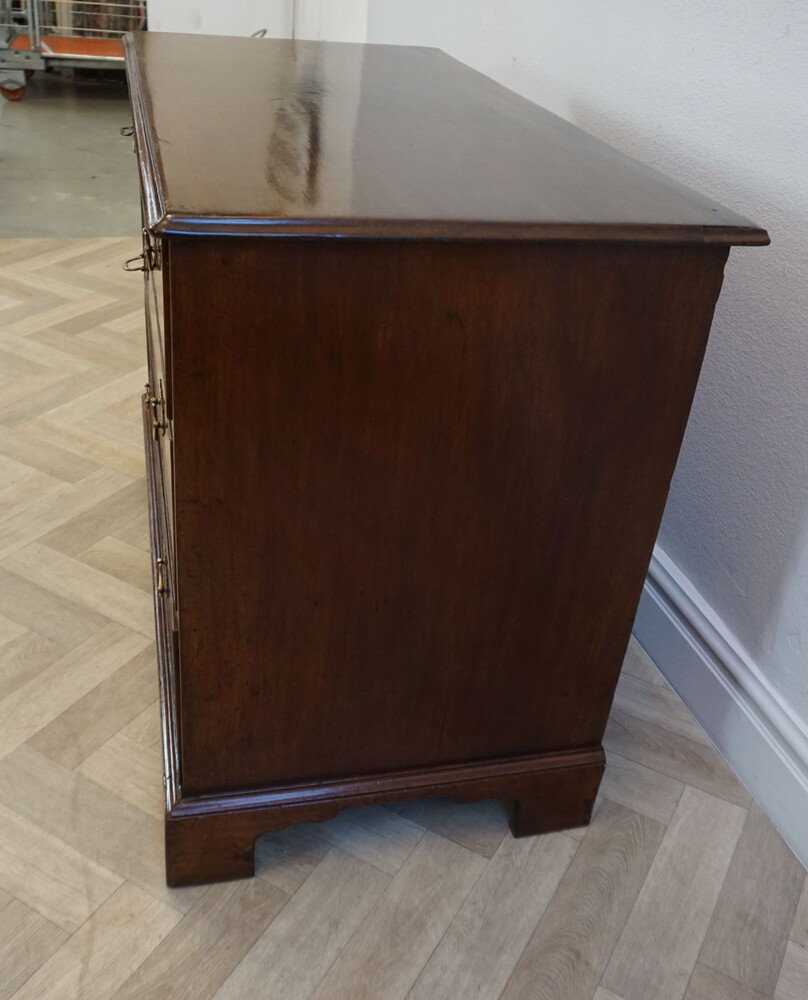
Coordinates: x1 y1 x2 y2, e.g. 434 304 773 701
156 557 168 595
123 230 160 273
149 394 160 433
148 379 167 441
123 253 147 272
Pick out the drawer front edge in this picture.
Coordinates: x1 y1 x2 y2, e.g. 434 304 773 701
143 394 182 810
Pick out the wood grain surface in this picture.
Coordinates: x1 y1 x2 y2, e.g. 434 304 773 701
604 708 751 807
602 786 746 1000
27 647 156 769
775 941 808 1000
214 850 388 1000
599 751 685 825
11 884 180 1000
309 833 487 1000
792 878 808 947
109 880 287 1000
699 803 805 994
389 797 510 858
501 801 664 1000
0 900 67 1000
684 964 770 1000
408 832 577 1000
170 237 728 796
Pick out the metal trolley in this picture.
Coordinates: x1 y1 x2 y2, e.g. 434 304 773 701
0 1 146 100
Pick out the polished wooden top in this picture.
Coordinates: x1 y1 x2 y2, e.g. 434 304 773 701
125 32 767 245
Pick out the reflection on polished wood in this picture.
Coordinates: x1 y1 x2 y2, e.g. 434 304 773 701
125 32 767 244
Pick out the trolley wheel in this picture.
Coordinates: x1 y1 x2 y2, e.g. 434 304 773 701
1 86 25 101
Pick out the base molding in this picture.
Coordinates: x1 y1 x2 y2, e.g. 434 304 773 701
164 748 604 886
634 546 808 869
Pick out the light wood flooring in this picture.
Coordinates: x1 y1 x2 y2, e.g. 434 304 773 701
0 238 806 1000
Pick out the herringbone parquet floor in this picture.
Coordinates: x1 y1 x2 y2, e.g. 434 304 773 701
0 238 806 1000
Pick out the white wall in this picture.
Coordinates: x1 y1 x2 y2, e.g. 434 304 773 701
147 0 293 36
147 0 367 41
294 0 367 42
367 1 808 724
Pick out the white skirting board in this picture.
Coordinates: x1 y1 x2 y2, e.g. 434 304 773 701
633 546 808 869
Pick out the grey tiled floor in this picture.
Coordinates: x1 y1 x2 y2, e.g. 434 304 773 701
0 71 140 237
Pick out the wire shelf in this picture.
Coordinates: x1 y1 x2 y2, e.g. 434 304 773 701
39 1 146 38
1 0 146 94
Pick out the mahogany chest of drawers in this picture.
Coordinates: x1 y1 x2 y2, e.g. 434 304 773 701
124 31 767 886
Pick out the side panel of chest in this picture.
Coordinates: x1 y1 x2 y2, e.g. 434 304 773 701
167 237 727 796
